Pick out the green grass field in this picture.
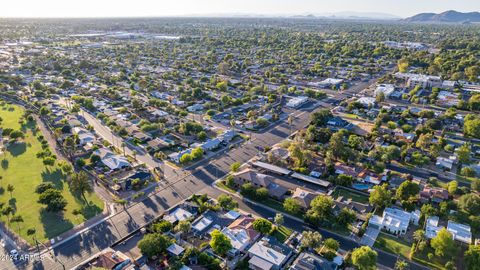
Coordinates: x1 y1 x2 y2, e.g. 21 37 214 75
272 225 292 243
331 187 369 204
0 103 104 245
374 233 411 258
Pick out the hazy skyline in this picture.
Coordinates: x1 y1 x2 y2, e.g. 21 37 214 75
0 0 479 18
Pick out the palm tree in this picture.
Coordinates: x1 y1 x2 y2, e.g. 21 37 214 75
2 205 13 225
10 215 24 233
230 118 236 133
394 258 409 270
175 220 191 239
121 142 126 156
6 184 14 199
27 228 40 253
413 230 425 244
70 172 93 204
288 115 294 135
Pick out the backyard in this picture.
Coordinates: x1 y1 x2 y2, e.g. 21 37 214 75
0 103 104 245
331 187 369 204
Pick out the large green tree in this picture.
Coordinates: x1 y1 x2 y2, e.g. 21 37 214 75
138 233 171 258
69 171 93 203
252 218 273 234
369 184 392 209
351 246 378 270
465 245 480 270
210 229 232 256
431 228 456 258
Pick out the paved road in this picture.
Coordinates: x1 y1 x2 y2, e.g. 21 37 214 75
0 101 316 270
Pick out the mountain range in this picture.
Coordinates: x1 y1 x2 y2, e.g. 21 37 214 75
403 10 480 23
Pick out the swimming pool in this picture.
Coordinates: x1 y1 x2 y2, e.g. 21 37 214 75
352 183 371 191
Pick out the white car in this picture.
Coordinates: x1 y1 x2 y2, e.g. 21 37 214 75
10 249 18 260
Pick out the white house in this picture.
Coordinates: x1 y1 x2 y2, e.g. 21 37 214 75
200 138 221 151
286 96 308 108
72 127 96 145
375 84 395 98
168 149 191 163
425 218 472 244
222 227 250 253
395 73 442 88
447 221 472 244
187 103 204 112
357 97 376 107
369 207 420 235
425 216 442 239
248 240 289 270
163 207 193 224
93 148 131 171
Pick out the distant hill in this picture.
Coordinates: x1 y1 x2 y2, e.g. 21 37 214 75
404 10 480 23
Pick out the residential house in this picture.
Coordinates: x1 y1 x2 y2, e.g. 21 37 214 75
86 249 131 270
425 217 472 244
420 186 449 204
218 129 236 142
437 90 460 107
167 243 185 257
394 130 415 143
357 97 376 108
168 149 191 163
436 156 455 171
147 138 172 152
291 252 341 270
222 216 260 254
93 148 131 171
233 169 289 199
292 187 317 209
163 207 193 224
375 84 395 98
357 170 381 185
116 170 151 191
425 216 443 239
191 210 239 236
395 73 442 88
316 78 344 88
200 138 221 151
334 162 359 178
447 221 472 244
286 96 309 108
369 207 420 235
248 237 292 270
72 127 96 146
187 103 204 112
333 196 373 221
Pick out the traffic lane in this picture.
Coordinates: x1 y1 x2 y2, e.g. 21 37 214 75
386 163 467 187
26 186 185 270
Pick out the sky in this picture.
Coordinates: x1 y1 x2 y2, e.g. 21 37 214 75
0 0 479 18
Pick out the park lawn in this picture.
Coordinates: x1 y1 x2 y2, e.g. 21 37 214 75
272 225 292 243
331 188 369 204
374 233 411 258
0 104 104 245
